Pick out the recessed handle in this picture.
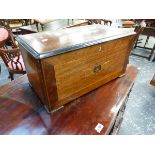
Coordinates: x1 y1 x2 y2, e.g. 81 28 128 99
93 64 102 74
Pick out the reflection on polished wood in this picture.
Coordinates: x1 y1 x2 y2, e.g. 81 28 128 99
65 20 89 28
19 20 89 34
0 65 138 135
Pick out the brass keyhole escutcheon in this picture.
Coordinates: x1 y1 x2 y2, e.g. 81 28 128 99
98 46 102 52
93 64 102 74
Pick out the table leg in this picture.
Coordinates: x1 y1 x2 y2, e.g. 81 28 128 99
149 43 155 61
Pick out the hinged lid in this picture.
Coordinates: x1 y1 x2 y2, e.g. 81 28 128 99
16 24 136 59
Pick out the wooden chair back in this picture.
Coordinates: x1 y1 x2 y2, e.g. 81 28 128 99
0 28 26 80
134 26 145 47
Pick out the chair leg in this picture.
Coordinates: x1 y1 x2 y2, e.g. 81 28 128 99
35 22 39 32
134 39 139 49
41 24 44 31
149 44 155 61
9 72 14 81
144 36 150 47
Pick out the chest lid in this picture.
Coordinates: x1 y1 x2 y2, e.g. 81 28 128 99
16 24 135 59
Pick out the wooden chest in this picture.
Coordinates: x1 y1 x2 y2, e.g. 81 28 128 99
16 25 136 112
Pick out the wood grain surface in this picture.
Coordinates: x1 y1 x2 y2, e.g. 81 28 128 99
20 33 135 111
0 65 138 135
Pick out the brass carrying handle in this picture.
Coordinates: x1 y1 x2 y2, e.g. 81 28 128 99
93 64 102 74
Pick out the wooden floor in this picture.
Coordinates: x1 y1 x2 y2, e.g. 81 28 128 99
0 65 138 135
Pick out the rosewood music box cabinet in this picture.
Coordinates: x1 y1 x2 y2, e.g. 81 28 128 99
16 25 136 112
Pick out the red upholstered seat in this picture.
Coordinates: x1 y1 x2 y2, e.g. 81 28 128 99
0 28 9 47
122 21 135 28
0 28 9 42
